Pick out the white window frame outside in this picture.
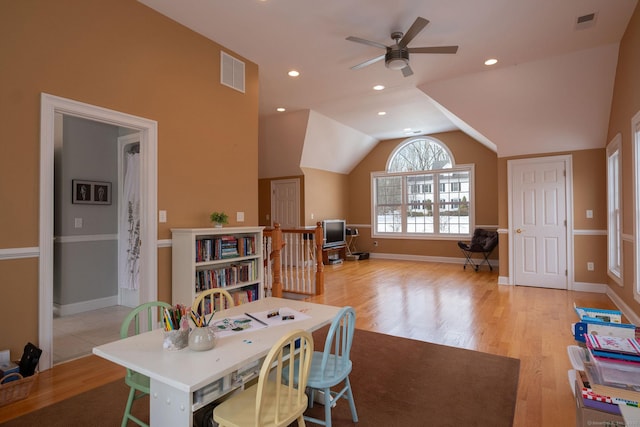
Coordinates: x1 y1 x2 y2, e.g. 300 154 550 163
607 133 622 285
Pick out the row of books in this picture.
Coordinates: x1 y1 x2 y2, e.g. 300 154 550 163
195 236 257 262
232 288 258 305
573 305 640 410
194 261 257 292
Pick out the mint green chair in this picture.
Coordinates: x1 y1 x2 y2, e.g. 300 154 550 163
120 301 172 427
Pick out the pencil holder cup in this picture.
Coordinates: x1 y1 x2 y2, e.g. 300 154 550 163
163 329 189 351
189 326 217 351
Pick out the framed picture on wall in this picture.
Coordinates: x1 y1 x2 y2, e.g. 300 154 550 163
72 179 112 205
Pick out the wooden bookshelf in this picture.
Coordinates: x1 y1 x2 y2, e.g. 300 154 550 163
171 227 265 308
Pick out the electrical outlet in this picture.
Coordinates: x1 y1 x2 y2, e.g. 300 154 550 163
237 211 245 222
587 262 594 271
159 210 167 223
74 218 83 228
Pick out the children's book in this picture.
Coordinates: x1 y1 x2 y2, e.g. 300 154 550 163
586 334 640 356
574 303 622 324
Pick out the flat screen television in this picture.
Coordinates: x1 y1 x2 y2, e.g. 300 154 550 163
322 219 346 248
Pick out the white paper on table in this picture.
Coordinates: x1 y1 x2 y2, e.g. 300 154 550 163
246 307 311 327
209 314 267 338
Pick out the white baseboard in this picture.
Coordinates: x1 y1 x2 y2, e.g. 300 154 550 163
368 252 498 269
54 295 118 317
606 288 640 326
571 281 609 293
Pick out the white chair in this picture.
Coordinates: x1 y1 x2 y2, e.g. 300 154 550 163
213 329 314 427
295 306 359 427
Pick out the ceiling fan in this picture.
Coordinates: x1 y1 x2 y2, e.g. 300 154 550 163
346 16 458 77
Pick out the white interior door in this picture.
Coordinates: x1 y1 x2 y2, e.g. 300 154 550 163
271 179 300 228
509 156 571 289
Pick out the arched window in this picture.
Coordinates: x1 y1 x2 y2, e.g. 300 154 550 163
372 137 473 237
387 138 453 172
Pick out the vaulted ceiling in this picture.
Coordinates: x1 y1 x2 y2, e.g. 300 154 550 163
139 0 638 173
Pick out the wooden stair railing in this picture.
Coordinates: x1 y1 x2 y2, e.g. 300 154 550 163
264 222 324 298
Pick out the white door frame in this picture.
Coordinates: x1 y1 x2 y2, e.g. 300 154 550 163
507 155 574 288
39 93 158 370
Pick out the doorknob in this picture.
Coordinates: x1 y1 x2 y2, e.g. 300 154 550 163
515 228 523 234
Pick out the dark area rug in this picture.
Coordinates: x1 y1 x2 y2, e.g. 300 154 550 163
2 328 519 427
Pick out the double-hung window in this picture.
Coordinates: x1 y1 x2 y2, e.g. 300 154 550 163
607 134 622 283
372 137 474 238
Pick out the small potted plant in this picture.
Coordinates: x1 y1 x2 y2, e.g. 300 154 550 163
209 211 228 228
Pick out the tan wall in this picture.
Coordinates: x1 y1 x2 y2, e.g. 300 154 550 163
605 2 640 314
0 0 259 357
301 168 349 227
347 131 498 256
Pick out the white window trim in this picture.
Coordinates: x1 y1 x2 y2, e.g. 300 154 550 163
607 133 622 285
633 111 640 302
371 164 475 240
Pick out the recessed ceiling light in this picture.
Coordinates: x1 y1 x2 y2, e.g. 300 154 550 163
404 128 412 132
484 58 498 66
276 107 286 112
288 70 300 77
378 111 386 116
373 85 385 91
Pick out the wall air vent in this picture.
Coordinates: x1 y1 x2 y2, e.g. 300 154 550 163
575 12 597 30
221 51 245 93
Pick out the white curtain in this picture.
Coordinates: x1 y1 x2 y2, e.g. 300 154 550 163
119 150 141 290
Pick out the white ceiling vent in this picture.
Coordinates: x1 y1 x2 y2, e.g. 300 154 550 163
575 12 597 30
221 51 245 93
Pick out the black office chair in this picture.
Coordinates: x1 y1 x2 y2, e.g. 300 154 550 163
457 228 498 272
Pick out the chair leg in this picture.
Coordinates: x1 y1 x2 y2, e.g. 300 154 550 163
297 415 306 426
122 387 136 427
323 387 333 427
122 388 148 427
345 377 358 422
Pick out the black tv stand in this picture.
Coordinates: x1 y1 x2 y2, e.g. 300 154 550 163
322 244 346 265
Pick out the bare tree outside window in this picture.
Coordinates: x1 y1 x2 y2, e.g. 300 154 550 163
388 139 452 172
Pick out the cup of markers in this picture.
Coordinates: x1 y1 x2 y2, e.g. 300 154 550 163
188 309 217 351
162 304 189 351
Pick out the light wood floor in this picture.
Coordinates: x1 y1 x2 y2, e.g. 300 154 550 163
0 259 620 425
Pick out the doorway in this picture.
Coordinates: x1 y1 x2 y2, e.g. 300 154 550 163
507 155 573 289
39 93 158 370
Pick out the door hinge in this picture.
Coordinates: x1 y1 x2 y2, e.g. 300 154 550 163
566 270 568 276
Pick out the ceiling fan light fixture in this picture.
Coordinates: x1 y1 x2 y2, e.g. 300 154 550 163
385 48 409 70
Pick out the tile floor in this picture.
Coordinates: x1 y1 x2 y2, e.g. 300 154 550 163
53 305 131 365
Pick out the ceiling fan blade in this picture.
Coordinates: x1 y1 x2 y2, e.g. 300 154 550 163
399 17 429 47
351 54 386 70
409 46 459 54
401 65 414 77
346 36 388 50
